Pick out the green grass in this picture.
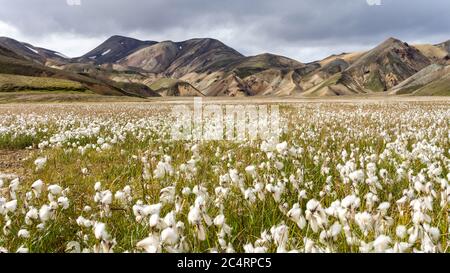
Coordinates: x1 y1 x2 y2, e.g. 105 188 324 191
0 91 147 104
149 78 180 91
396 85 424 95
413 78 450 96
0 74 86 92
364 71 385 92
233 67 267 79
0 133 35 149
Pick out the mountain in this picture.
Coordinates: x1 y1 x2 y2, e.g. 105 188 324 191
0 44 158 97
117 37 279 96
227 54 306 96
226 53 303 76
0 37 46 64
119 41 181 73
167 38 244 77
0 37 68 64
436 40 450 64
436 40 450 54
76 35 157 64
119 38 244 76
80 36 448 97
414 43 449 63
341 38 431 92
299 38 446 96
175 53 307 96
1 35 449 98
301 59 349 91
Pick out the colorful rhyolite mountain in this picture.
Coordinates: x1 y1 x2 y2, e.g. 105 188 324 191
0 35 449 97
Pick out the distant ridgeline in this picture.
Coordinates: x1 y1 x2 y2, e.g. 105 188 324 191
0 35 449 97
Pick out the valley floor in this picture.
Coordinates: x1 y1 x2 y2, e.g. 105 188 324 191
1 90 450 105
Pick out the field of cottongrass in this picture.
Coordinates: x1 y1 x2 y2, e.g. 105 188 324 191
0 100 449 253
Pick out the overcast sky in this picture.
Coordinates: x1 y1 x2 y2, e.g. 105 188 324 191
0 0 449 62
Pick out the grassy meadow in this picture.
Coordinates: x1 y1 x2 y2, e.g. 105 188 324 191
0 100 449 253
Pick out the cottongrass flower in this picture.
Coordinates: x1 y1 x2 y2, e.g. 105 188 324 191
34 157 47 171
16 246 29 253
373 235 392 253
18 229 30 238
31 179 44 198
287 203 306 229
25 207 39 225
39 205 52 223
161 227 179 245
137 234 160 253
3 200 18 214
94 222 110 241
305 199 328 233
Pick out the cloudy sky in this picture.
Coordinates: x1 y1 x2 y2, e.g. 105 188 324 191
0 0 449 62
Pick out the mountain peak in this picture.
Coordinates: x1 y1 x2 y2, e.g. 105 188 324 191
378 37 406 48
79 35 157 64
104 35 147 43
0 36 47 63
343 37 431 91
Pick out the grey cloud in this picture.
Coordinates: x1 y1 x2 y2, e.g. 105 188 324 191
0 0 449 61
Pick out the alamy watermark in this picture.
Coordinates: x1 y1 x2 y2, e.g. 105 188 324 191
171 98 281 142
66 0 382 7
366 0 382 6
66 0 82 6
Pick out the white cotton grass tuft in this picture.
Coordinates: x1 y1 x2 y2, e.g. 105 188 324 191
34 157 47 171
93 222 110 241
18 229 30 238
4 200 18 213
47 184 63 196
39 205 51 222
31 179 44 197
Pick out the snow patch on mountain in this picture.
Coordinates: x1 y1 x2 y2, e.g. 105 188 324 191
102 49 112 56
54 52 69 58
25 45 39 54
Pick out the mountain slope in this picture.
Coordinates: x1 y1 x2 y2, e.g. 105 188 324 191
0 44 24 59
149 78 204 96
0 37 68 64
120 41 180 73
0 45 158 97
390 64 450 95
226 53 303 77
0 37 46 63
340 38 431 92
414 44 448 62
412 74 450 96
166 38 244 77
436 40 450 54
319 52 365 67
178 53 306 96
243 69 303 96
77 35 157 64
119 38 244 77
300 59 349 91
